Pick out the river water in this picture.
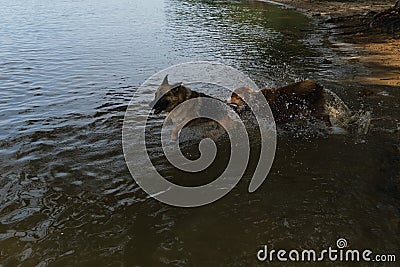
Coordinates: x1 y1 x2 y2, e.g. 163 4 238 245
1 0 399 266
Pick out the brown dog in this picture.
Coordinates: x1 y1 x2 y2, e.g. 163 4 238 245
150 75 234 140
229 80 331 126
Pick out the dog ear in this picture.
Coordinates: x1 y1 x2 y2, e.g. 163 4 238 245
161 75 169 86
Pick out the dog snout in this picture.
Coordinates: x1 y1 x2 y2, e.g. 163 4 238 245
151 97 169 115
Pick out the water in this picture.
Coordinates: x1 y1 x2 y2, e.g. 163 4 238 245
1 0 399 265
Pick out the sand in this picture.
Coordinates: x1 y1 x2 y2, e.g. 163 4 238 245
269 0 400 87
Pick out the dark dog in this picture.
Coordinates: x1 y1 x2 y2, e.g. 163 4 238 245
150 75 235 140
229 80 331 127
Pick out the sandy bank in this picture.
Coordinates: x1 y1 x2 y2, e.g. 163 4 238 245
269 0 400 87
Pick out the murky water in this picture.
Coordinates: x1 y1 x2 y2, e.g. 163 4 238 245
1 0 399 266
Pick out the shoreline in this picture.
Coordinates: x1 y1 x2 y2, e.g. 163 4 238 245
262 0 394 16
268 0 400 88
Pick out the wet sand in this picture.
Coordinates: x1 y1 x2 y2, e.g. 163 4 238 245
269 0 400 87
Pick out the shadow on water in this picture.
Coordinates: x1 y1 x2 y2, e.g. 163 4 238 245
0 0 399 266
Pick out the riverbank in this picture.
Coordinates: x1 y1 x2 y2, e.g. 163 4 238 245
269 0 400 87
265 0 393 16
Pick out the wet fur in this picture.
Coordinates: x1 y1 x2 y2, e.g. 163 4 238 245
150 76 232 140
230 80 331 127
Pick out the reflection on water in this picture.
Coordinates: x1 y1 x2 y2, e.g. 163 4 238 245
0 0 399 265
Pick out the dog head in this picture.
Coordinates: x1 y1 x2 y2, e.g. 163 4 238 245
228 86 256 111
149 75 189 114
